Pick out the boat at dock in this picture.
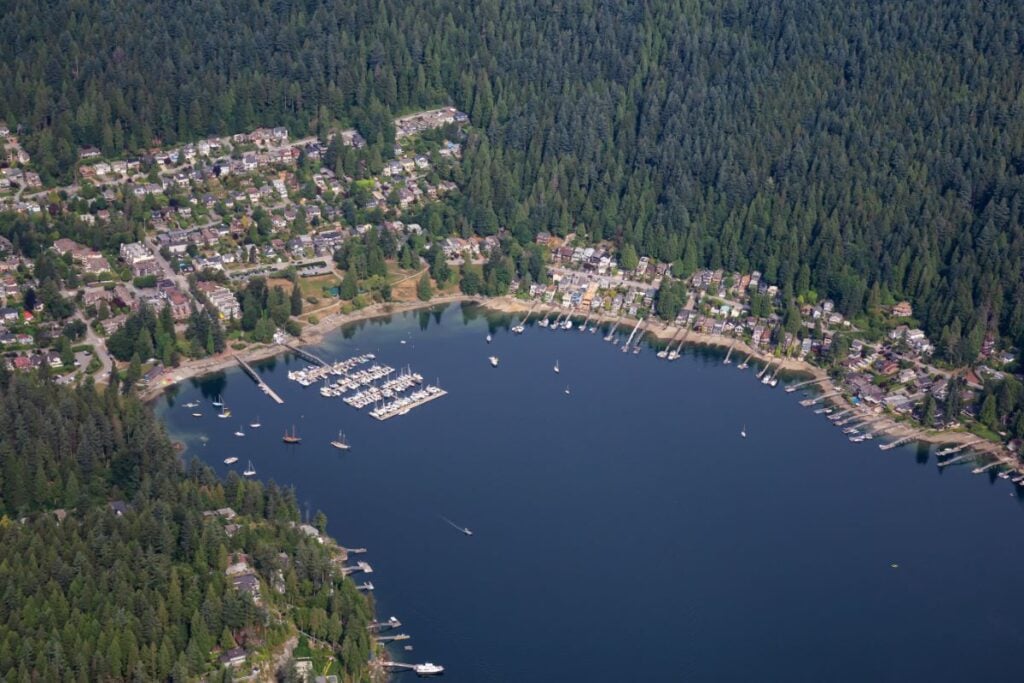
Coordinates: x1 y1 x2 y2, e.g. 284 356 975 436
282 426 301 444
331 431 350 450
414 663 444 676
489 356 499 367
538 318 550 327
224 457 238 464
242 460 256 477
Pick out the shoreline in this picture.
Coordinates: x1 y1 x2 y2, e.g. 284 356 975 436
139 294 482 403
145 293 1014 468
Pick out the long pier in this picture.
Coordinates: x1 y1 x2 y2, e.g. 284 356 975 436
800 391 841 406
785 376 830 393
973 460 1001 474
723 342 736 365
936 440 981 456
369 617 402 632
283 343 327 366
757 360 774 378
880 434 917 451
621 317 644 352
937 453 972 468
604 319 621 342
234 355 284 404
375 634 411 643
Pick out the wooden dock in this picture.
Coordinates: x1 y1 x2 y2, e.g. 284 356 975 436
234 355 284 404
282 342 327 366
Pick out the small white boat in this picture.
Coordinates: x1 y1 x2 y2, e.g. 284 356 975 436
538 318 550 328
741 425 747 438
184 401 199 409
486 334 492 343
234 425 245 437
489 356 499 367
250 417 261 429
224 457 239 464
553 360 560 374
191 412 202 417
243 460 256 477
413 663 444 676
564 385 571 395
217 405 232 419
211 396 223 407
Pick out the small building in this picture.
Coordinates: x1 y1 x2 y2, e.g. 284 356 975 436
218 647 248 668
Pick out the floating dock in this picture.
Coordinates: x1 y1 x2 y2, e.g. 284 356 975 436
370 386 447 421
234 355 284 404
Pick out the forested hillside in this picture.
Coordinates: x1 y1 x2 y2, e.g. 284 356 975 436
0 370 372 680
3 0 1024 354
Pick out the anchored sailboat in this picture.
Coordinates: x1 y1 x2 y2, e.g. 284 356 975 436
242 460 256 477
331 431 350 450
282 425 301 444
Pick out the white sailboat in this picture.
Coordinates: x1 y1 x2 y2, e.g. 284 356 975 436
331 431 351 450
249 416 261 429
564 385 571 395
553 360 560 374
242 460 256 477
211 395 223 407
489 356 499 367
741 425 747 438
234 425 245 437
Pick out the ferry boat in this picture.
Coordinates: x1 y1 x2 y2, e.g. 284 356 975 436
413 663 444 676
331 431 350 450
282 426 302 444
223 457 238 465
243 460 256 477
489 356 499 367
250 416 261 429
553 360 560 374
234 425 245 437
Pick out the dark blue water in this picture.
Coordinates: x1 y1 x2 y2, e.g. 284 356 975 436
156 304 1024 682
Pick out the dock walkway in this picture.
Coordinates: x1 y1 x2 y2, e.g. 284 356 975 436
234 355 284 404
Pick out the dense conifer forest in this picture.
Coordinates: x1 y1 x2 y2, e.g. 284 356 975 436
2 0 1024 352
0 369 373 680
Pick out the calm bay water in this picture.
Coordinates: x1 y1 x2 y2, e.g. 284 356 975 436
157 304 1024 682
